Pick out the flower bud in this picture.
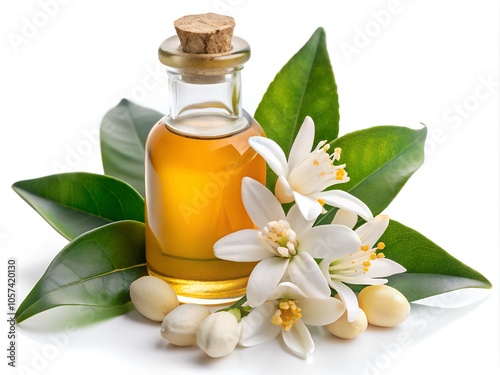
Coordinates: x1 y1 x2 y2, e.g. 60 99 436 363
326 307 368 339
359 285 410 327
160 304 211 346
129 276 179 321
196 311 241 358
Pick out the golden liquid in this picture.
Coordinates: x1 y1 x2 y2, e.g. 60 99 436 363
145 113 266 304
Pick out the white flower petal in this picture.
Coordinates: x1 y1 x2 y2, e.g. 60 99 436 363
286 204 315 237
275 175 295 203
288 253 331 299
299 224 361 259
287 116 315 171
293 191 323 221
214 229 272 262
355 214 389 247
363 258 406 278
249 136 289 177
246 257 290 307
319 257 332 279
241 177 285 228
328 279 360 322
313 190 373 221
332 208 359 229
239 301 281 347
269 281 307 301
299 297 345 326
282 320 314 358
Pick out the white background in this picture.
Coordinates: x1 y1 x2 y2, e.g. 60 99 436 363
1 1 499 374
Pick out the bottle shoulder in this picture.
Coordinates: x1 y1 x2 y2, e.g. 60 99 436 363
148 110 264 142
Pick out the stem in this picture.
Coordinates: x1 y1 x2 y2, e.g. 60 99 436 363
230 295 247 309
215 295 250 322
215 295 247 313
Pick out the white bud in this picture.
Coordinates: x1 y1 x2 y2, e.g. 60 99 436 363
196 311 241 358
359 285 410 327
129 276 179 321
160 304 211 346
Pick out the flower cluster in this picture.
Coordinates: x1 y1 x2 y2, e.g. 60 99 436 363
152 117 409 359
211 117 407 358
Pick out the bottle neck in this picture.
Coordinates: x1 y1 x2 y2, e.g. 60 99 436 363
165 68 248 138
158 34 252 138
168 68 242 119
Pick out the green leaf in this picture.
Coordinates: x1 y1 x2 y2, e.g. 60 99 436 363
254 27 339 191
317 125 427 224
15 221 147 324
381 220 492 302
100 99 163 196
12 172 144 240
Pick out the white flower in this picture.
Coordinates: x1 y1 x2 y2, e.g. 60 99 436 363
239 282 345 358
196 311 242 358
249 116 372 221
320 212 406 322
214 178 361 307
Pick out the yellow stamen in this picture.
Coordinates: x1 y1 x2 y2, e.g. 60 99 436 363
317 199 325 207
377 242 386 250
271 310 282 325
377 253 385 259
363 261 371 267
313 159 320 166
370 253 377 260
336 168 346 180
363 267 369 273
271 300 302 331
361 245 370 252
333 147 342 161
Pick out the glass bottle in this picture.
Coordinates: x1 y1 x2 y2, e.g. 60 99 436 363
145 29 266 304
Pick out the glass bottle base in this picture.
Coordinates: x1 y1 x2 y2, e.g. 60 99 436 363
148 268 247 306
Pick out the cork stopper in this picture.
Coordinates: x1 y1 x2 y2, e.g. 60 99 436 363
174 13 235 54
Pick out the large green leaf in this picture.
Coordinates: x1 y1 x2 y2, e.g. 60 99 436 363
15 221 147 324
317 125 427 224
382 220 492 302
254 27 339 191
12 172 144 240
100 99 163 196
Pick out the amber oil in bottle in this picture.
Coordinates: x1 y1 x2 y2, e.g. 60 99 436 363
145 15 265 304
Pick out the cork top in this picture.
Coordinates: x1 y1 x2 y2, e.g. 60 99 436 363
174 13 235 54
158 13 250 74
